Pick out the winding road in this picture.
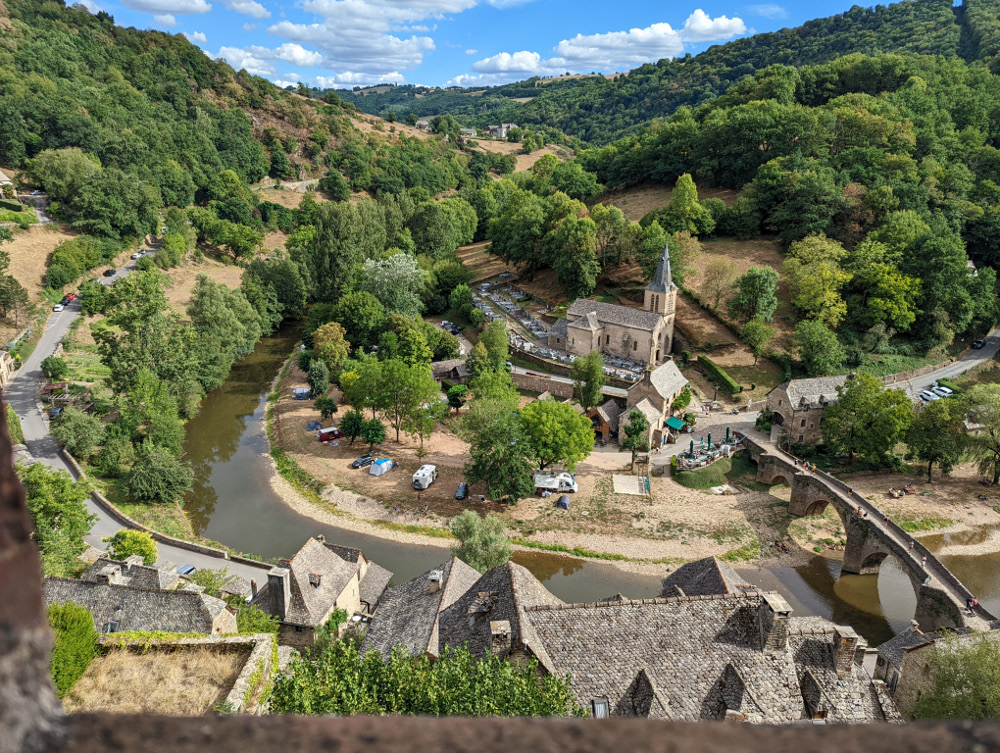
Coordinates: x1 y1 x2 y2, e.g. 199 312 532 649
5 249 270 582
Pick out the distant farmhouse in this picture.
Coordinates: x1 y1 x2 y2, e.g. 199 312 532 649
250 536 392 648
362 557 901 723
487 123 518 139
548 243 677 367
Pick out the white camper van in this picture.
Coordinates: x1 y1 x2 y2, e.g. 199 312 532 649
533 471 578 493
412 464 439 490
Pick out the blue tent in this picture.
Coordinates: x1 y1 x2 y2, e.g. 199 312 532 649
369 458 394 476
556 495 571 510
292 387 311 400
306 421 322 431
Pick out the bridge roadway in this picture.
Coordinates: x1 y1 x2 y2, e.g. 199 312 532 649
744 430 997 632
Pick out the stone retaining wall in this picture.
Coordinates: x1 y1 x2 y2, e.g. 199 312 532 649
511 371 574 398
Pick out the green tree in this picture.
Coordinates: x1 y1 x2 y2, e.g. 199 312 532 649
376 359 441 442
313 321 351 373
237 605 280 635
907 399 967 482
327 407 358 448
477 320 509 373
462 399 536 502
740 317 775 365
315 396 339 421
332 291 386 348
447 384 469 414
912 633 1000 721
781 235 852 328
822 372 913 465
47 602 98 699
727 266 779 322
550 214 599 298
619 409 650 470
41 356 68 380
966 384 1000 483
519 400 594 471
469 368 521 409
307 359 330 398
361 418 386 449
19 462 96 577
571 349 605 412
794 319 844 376
672 388 692 412
51 407 105 460
126 442 195 504
656 173 715 236
361 254 426 318
701 256 739 312
103 529 158 564
27 148 102 206
450 510 513 573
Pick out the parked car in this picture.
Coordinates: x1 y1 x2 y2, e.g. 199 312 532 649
176 565 197 576
103 269 116 277
973 338 987 349
918 390 940 402
317 427 343 442
931 385 953 398
455 482 469 500
450 327 461 336
64 292 76 301
52 304 64 312
351 452 374 469
49 407 63 418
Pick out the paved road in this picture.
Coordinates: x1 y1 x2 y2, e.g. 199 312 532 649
906 324 1000 393
6 250 270 582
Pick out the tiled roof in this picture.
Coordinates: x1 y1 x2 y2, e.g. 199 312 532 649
567 311 602 332
595 398 622 433
43 577 234 634
566 300 663 332
632 397 662 427
361 558 480 659
438 562 563 660
81 555 180 591
648 361 687 401
359 563 393 611
660 557 751 597
777 376 849 409
549 319 568 339
431 359 468 379
522 593 895 723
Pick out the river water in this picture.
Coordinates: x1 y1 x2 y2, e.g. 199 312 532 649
181 331 996 647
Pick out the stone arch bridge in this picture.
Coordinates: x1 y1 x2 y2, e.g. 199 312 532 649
743 434 997 632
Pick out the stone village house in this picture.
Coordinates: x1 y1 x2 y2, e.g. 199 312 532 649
360 557 901 723
250 536 392 649
587 360 688 449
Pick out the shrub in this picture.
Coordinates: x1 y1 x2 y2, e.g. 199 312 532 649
51 407 105 460
104 529 158 564
698 355 742 395
48 602 98 698
127 442 194 503
7 405 24 445
41 356 68 380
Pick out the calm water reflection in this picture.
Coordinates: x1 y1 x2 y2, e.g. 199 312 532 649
182 332 997 647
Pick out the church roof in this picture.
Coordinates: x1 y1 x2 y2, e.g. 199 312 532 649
567 311 602 332
566 300 664 331
645 242 676 294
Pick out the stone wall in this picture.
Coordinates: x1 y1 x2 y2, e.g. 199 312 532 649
511 372 574 398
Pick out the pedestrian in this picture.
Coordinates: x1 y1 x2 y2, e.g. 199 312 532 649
883 515 889 525
921 556 927 569
909 539 915 550
848 487 854 497
967 597 975 615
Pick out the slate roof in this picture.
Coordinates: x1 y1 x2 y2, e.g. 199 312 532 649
566 299 664 332
567 311 602 332
431 359 468 380
548 319 568 339
81 555 181 591
595 398 622 433
250 537 369 627
522 592 896 723
361 558 480 659
660 556 752 597
875 625 930 668
632 397 662 427
776 376 849 410
648 361 687 400
645 242 676 294
359 563 393 612
438 562 563 661
43 577 234 634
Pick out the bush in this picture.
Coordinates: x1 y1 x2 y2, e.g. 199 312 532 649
698 355 742 395
7 405 24 445
127 442 194 503
48 602 98 698
104 529 158 564
136 256 155 271
51 407 105 460
41 356 68 380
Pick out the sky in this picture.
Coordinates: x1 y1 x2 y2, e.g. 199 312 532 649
81 0 867 90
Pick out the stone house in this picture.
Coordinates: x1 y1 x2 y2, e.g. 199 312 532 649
622 360 689 448
81 554 182 591
430 358 468 385
548 243 677 366
43 577 237 634
588 398 622 442
360 558 480 660
487 123 518 139
250 536 392 649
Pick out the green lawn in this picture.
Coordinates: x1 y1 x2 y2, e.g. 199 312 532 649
64 345 110 386
673 454 758 490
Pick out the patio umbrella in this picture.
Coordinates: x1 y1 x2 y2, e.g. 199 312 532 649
726 427 731 443
689 440 694 458
708 433 712 450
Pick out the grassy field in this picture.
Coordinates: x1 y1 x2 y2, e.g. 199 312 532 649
598 183 740 223
672 455 759 490
63 344 110 385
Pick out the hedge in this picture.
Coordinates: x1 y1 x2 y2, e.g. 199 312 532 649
0 198 24 212
7 405 24 445
699 355 742 395
48 602 98 698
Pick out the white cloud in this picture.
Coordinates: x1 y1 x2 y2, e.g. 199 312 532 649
184 30 208 42
465 48 477 55
681 9 746 41
224 0 270 18
154 13 178 25
747 4 788 19
273 79 300 88
258 42 324 66
554 23 684 68
121 0 211 14
242 22 257 30
314 71 406 87
215 45 276 75
78 0 105 12
472 50 561 75
217 42 324 73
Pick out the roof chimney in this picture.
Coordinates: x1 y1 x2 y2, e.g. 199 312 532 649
268 566 291 621
490 620 511 657
832 626 860 678
758 592 792 653
95 564 126 586
316 534 325 543
428 569 443 593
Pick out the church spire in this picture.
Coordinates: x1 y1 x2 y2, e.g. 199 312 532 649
645 241 674 294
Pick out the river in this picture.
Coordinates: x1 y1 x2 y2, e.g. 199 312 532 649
181 331 995 646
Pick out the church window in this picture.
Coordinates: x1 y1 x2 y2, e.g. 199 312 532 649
605 335 610 345
633 341 637 351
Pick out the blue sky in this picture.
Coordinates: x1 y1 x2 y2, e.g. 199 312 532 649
84 0 865 89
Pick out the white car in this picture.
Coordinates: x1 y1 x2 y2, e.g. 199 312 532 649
931 386 953 398
130 252 142 259
919 390 940 402
52 304 64 312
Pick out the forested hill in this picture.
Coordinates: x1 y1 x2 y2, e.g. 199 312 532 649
333 0 1000 145
0 0 341 210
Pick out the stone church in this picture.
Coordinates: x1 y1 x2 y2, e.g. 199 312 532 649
548 242 677 365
